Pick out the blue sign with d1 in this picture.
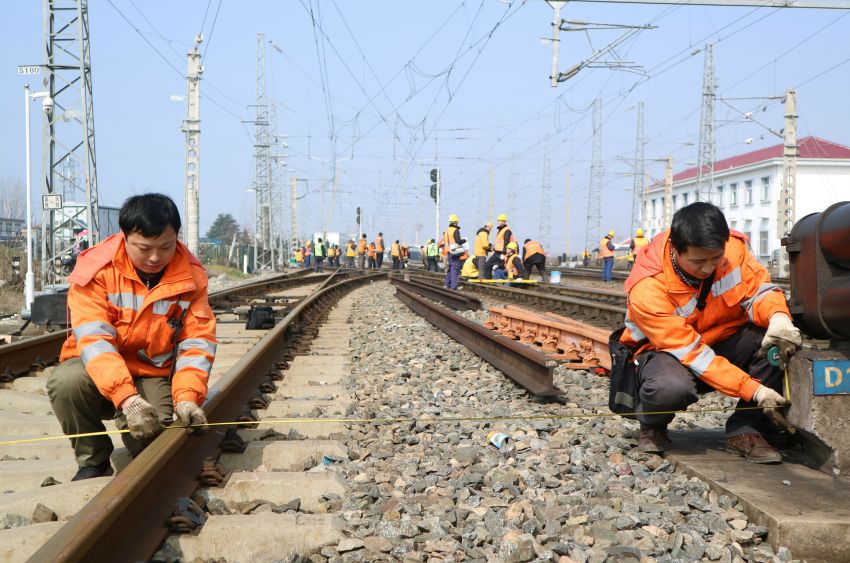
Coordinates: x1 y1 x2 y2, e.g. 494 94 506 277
812 360 850 396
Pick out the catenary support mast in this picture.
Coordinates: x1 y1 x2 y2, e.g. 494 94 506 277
182 35 203 256
41 0 100 285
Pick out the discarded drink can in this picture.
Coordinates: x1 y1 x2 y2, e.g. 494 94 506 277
487 431 515 452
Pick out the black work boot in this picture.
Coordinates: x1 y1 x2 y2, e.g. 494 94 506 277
638 424 670 454
71 460 114 481
725 433 782 464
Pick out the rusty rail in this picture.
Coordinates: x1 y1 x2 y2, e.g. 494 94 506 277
389 276 482 311
394 285 560 396
29 272 385 562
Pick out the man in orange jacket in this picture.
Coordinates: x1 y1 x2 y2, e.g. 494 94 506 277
620 202 801 463
47 194 217 480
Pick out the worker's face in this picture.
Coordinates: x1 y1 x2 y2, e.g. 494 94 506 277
125 226 178 274
498 220 506 227
674 245 725 279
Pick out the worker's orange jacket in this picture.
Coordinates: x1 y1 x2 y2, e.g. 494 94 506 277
367 243 376 258
357 239 367 255
391 243 400 257
375 236 384 252
620 230 788 401
523 240 545 260
59 234 217 408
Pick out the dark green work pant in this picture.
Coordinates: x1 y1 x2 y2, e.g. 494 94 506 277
46 358 173 467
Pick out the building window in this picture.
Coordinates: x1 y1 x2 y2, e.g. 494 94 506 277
730 183 738 206
682 192 689 206
745 180 754 205
759 230 769 256
672 194 678 210
730 220 737 230
651 199 657 219
716 185 724 207
761 177 770 202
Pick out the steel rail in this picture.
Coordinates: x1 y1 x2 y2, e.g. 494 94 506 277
389 276 482 311
394 285 560 396
29 271 385 563
208 269 323 308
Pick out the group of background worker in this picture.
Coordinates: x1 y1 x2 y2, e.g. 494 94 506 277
441 213 549 290
596 227 650 281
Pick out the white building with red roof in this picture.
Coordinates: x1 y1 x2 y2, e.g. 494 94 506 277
643 136 850 267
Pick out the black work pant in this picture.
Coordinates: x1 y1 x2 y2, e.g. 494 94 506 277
483 252 504 279
635 324 782 437
427 257 438 271
524 255 546 280
376 253 384 269
392 257 400 270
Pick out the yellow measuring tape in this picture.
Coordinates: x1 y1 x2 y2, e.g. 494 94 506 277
466 279 539 284
0 405 775 446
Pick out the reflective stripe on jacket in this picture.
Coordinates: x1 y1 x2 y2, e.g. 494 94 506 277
620 230 789 400
599 236 615 258
60 234 217 408
426 243 439 257
474 228 490 257
523 240 544 261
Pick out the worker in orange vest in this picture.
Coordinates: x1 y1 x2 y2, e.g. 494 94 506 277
390 240 401 270
522 239 547 281
617 202 801 462
367 242 377 269
374 233 385 269
443 215 467 290
484 213 515 279
492 242 523 287
599 230 616 282
357 234 368 270
628 228 649 270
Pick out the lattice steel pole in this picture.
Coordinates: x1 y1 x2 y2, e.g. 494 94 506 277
253 33 274 271
41 0 100 285
585 99 603 257
696 44 716 200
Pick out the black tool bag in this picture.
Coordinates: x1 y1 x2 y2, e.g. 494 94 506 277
608 326 640 419
246 305 276 330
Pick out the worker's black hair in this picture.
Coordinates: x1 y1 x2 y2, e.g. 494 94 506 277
524 239 531 244
119 193 181 238
670 202 729 253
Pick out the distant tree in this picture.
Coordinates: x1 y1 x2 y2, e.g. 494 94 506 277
0 176 25 220
205 213 239 242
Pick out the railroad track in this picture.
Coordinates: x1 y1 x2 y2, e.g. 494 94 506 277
0 269 381 561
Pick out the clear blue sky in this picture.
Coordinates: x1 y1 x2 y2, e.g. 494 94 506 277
2 1 848 253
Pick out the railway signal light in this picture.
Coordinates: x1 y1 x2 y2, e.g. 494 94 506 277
784 201 850 341
356 207 361 225
430 168 439 203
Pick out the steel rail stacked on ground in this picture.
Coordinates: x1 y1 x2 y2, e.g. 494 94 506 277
393 282 560 396
27 271 384 562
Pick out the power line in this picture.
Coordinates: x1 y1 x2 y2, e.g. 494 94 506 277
105 0 185 79
202 0 223 61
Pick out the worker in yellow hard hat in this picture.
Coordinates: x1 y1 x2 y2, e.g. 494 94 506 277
628 228 649 270
443 214 467 289
599 230 616 282
484 213 515 279
474 221 493 280
492 241 524 287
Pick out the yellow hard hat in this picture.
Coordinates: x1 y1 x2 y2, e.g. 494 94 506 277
636 228 644 236
608 230 615 237
497 213 508 222
448 214 459 223
506 241 518 251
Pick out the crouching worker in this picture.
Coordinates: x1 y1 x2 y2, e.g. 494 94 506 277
492 242 525 287
618 202 801 464
47 194 217 480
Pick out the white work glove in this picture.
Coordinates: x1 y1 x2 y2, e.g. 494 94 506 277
175 401 208 435
122 395 165 442
752 385 795 434
758 314 802 369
